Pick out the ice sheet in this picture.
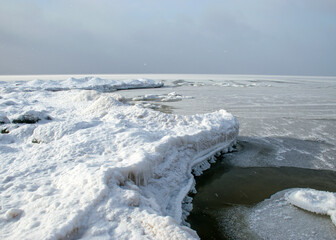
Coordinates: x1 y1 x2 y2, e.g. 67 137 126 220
0 77 238 239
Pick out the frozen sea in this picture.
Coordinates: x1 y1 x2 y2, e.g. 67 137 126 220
0 74 336 239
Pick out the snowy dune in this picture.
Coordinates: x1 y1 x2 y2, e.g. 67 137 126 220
0 77 238 239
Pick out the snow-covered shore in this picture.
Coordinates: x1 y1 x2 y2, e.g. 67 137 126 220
0 77 238 239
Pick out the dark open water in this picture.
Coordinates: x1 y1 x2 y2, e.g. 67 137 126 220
187 143 336 239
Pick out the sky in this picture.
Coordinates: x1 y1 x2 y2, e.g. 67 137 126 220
0 0 335 76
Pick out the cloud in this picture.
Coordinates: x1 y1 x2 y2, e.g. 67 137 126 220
0 0 335 75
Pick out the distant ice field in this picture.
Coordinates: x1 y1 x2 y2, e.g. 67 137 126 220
0 74 335 239
120 74 336 169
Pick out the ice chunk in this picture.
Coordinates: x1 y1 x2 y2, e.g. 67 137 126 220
132 92 193 102
286 188 336 227
286 188 336 215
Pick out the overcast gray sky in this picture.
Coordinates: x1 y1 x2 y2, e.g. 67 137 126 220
0 0 335 75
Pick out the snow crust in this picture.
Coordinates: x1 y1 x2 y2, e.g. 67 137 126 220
0 77 238 239
286 188 336 226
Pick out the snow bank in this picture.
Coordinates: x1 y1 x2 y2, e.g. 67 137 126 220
0 78 238 239
286 188 336 226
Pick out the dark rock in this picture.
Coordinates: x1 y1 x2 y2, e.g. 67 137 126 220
12 110 52 124
1 128 9 134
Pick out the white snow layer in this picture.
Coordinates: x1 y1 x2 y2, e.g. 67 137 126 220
0 78 238 239
286 189 336 226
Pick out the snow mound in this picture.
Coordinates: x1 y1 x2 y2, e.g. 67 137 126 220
0 79 238 240
286 188 336 226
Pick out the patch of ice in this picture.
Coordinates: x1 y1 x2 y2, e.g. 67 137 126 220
286 188 336 226
132 92 193 102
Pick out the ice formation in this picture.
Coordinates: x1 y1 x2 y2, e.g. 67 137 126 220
132 92 193 102
0 77 238 239
286 188 336 226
